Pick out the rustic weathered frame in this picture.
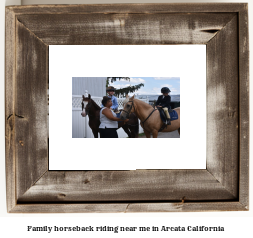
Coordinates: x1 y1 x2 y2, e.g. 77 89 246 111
5 4 249 213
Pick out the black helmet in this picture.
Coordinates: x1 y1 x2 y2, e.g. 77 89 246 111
161 87 171 93
106 86 115 92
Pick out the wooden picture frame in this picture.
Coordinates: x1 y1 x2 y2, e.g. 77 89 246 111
5 3 249 213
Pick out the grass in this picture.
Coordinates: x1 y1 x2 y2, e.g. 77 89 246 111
138 133 145 137
138 133 147 138
127 133 146 138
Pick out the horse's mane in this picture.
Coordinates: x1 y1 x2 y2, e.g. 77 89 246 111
90 99 101 110
134 98 153 109
122 97 129 104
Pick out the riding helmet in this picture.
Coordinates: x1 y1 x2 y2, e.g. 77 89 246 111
106 86 116 92
161 87 171 93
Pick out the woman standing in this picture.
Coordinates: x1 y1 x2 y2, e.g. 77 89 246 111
99 96 129 138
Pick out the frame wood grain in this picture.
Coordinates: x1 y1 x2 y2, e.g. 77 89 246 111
5 3 249 213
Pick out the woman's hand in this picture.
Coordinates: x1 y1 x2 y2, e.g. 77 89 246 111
102 108 125 121
124 119 129 124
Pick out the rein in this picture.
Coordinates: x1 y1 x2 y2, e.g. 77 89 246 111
123 100 157 128
119 107 139 126
141 108 157 128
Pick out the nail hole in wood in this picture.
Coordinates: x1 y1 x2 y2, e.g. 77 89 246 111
57 193 66 198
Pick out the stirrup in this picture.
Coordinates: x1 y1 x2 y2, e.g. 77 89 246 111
167 119 171 125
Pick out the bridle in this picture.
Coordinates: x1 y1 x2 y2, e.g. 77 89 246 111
122 99 157 128
121 100 135 118
121 100 139 126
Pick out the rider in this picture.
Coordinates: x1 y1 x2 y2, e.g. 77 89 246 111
155 87 171 125
101 86 119 111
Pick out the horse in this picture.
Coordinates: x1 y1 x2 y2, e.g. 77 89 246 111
120 95 180 138
81 94 139 138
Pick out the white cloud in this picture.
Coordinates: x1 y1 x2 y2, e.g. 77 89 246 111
109 78 145 85
169 88 180 95
129 77 145 83
152 87 161 94
111 83 131 88
132 87 161 95
161 84 173 88
129 87 160 96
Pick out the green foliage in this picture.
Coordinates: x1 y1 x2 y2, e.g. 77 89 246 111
114 83 144 97
106 77 144 96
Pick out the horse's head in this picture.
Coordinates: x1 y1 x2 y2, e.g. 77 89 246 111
81 94 92 117
120 95 135 120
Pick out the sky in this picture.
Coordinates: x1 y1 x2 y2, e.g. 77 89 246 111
110 77 180 96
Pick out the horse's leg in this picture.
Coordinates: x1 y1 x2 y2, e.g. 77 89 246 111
133 124 139 138
129 127 135 138
144 129 151 138
92 129 99 138
152 130 158 138
129 124 139 138
132 116 139 138
122 125 132 138
178 128 180 135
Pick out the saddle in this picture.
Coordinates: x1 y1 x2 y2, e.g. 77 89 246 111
157 108 178 131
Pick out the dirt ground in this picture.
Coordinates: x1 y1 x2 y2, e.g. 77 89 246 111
138 130 180 138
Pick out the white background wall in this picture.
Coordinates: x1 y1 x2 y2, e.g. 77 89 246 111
1 0 252 236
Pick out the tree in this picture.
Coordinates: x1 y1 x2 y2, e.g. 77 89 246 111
106 77 144 97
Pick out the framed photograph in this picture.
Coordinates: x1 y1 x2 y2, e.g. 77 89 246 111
72 76 181 139
5 3 249 213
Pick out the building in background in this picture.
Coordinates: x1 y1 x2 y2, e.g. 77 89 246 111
72 77 107 97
